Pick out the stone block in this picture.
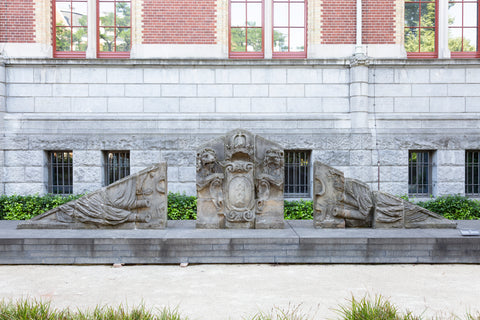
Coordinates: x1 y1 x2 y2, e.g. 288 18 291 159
144 68 179 84
411 84 448 97
130 150 162 167
6 97 35 112
466 69 480 83
216 98 250 113
395 68 430 83
8 84 52 97
286 98 322 113
107 68 143 84
350 65 368 83
448 84 480 96
197 84 232 97
34 67 71 84
73 150 102 167
394 97 429 113
322 98 350 113
178 167 196 182
379 182 406 196
251 68 287 84
315 151 350 166
430 97 465 113
35 97 71 113
215 68 251 83
6 67 34 83
374 150 408 166
269 84 304 97
436 182 465 196
162 84 196 97
305 84 349 97
251 98 287 113
466 97 480 112
437 150 464 166
167 166 179 182
5 183 45 195
287 68 322 83
71 68 107 83
233 84 268 97
73 166 102 183
24 166 45 183
168 182 196 195
125 85 161 97
107 98 143 112
369 68 394 83
162 151 196 166
179 68 215 84
54 84 89 97
3 167 25 183
89 84 125 97
72 98 108 113
144 98 179 112
180 98 215 112
350 82 368 96
436 166 464 183
323 68 349 84
374 84 411 97
369 97 393 112
350 150 372 166
430 68 465 83
379 166 407 183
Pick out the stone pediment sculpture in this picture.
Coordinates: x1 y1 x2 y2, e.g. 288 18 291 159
17 163 167 229
313 161 456 229
196 129 284 229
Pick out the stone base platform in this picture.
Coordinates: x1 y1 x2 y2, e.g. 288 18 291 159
1 220 479 264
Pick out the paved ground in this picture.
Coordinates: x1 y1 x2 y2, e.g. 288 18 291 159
0 264 479 319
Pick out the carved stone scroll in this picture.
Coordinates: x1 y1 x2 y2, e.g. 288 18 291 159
313 161 456 229
18 163 168 229
196 129 284 229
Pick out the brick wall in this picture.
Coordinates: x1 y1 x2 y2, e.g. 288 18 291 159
142 0 217 44
363 0 396 44
320 0 356 44
0 0 36 43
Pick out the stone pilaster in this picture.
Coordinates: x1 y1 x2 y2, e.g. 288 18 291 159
349 56 369 132
0 61 5 194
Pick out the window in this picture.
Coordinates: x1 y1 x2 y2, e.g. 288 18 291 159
47 151 73 194
465 151 480 196
104 151 130 185
53 0 88 58
404 0 438 58
408 151 433 196
230 0 264 58
448 0 479 58
284 150 311 198
272 0 306 58
98 0 131 58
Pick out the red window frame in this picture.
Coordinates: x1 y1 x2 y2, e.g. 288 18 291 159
53 0 88 58
97 0 131 58
229 0 265 59
448 0 480 58
272 0 307 59
405 0 439 58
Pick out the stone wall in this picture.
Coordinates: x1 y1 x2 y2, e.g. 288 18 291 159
2 58 480 198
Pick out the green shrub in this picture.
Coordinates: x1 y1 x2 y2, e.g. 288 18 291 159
167 192 197 220
405 195 480 220
0 194 82 220
284 200 313 220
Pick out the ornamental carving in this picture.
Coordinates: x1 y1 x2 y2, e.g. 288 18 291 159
313 161 456 229
196 129 284 229
18 163 168 229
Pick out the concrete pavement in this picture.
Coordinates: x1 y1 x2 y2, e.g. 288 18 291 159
0 264 479 319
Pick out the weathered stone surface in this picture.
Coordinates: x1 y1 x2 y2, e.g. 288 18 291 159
17 163 167 229
196 129 284 229
313 161 456 229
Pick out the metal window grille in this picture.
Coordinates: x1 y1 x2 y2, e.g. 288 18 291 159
47 151 73 194
465 150 480 196
408 151 432 196
104 151 130 186
284 150 311 198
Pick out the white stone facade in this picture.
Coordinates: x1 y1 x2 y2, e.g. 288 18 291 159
1 58 480 199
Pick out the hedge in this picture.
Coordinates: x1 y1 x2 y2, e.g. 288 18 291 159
1 193 479 221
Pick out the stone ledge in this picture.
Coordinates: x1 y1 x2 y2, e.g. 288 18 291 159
0 220 479 264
